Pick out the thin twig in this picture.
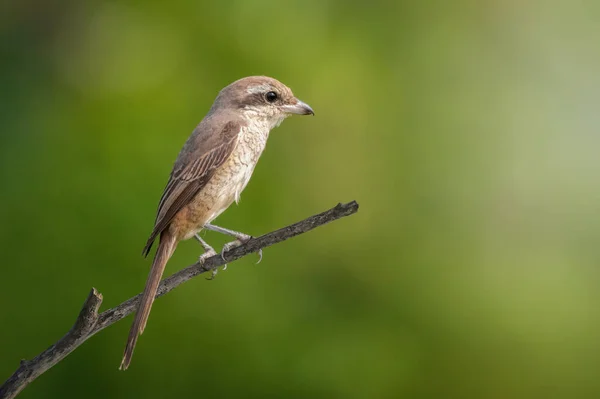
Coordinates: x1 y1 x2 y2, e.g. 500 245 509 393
0 201 359 399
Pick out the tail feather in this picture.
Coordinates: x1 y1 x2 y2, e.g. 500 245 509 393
142 234 156 258
120 231 177 370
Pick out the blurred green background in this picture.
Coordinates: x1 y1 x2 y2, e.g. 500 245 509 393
2 0 600 398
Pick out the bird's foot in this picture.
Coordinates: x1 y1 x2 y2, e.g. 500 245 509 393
220 238 263 265
204 223 263 264
195 234 221 280
221 239 243 261
198 248 220 280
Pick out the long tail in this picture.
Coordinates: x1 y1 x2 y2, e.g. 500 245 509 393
120 231 178 370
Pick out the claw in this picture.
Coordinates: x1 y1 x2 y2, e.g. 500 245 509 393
256 249 263 264
198 249 217 265
206 267 219 280
198 243 218 280
221 239 242 260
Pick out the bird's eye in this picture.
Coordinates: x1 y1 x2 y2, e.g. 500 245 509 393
265 91 278 103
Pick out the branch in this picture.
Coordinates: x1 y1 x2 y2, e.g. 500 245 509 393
0 201 359 399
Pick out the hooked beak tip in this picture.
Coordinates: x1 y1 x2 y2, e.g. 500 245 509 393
284 99 314 116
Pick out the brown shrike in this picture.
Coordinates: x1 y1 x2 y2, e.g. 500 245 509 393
120 76 314 370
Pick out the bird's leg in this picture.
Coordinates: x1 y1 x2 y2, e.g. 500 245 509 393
203 223 263 264
194 233 220 280
203 224 252 241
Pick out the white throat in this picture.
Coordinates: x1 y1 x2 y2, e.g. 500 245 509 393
241 106 287 131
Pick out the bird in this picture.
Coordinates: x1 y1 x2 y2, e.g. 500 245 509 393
119 76 314 370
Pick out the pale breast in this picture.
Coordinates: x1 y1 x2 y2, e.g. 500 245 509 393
177 126 269 240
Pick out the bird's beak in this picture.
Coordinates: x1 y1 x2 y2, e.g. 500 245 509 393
282 99 314 115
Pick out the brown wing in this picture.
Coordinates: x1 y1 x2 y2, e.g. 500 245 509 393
142 119 241 256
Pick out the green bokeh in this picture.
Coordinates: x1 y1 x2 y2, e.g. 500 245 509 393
2 1 600 398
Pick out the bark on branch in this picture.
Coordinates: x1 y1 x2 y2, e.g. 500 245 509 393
0 201 359 399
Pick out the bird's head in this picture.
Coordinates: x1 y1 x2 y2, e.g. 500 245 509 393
212 76 314 129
